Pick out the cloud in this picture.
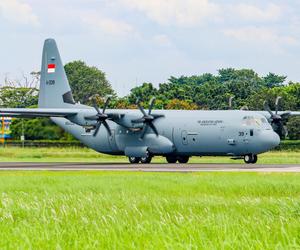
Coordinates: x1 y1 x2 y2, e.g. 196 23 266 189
0 0 39 26
152 34 173 47
120 0 220 27
223 26 297 46
231 3 282 22
81 13 135 36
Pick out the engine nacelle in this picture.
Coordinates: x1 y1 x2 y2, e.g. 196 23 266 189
67 111 97 127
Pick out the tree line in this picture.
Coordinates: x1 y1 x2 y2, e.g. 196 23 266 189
1 60 299 140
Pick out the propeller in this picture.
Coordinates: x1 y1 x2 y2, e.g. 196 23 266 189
228 96 249 110
264 99 282 121
240 106 249 111
228 96 234 110
85 97 112 137
275 96 281 114
263 96 290 139
131 97 164 139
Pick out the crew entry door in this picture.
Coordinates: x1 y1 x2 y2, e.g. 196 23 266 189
181 130 188 145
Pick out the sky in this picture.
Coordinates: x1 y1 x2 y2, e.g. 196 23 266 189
0 0 300 96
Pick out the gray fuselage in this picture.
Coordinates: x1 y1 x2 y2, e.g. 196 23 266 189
52 109 280 158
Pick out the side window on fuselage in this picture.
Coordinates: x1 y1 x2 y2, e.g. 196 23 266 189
250 129 254 136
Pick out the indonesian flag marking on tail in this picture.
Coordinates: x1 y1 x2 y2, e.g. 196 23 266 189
47 64 56 73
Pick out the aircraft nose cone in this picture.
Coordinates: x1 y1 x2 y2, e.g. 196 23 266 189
262 130 280 149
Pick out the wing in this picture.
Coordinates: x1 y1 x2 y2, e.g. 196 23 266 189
282 111 300 116
0 108 78 118
256 111 300 119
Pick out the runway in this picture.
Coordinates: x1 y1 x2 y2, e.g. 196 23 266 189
0 162 300 172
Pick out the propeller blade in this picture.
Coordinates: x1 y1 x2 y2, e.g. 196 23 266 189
152 114 164 119
275 96 282 115
280 112 291 120
92 99 101 114
240 106 249 111
140 124 148 139
93 122 102 137
102 121 112 136
263 101 274 117
148 122 159 136
136 99 147 116
134 96 163 138
283 125 288 138
148 97 156 115
102 97 111 113
229 96 234 110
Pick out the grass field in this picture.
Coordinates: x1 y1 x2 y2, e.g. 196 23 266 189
0 171 299 249
0 147 300 164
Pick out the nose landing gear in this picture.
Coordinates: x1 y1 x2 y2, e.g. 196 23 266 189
244 154 258 164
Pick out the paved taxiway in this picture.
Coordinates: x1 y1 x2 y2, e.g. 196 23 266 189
0 162 300 172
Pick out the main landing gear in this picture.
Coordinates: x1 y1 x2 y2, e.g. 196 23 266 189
128 154 190 164
128 154 152 164
128 156 141 164
244 154 258 164
166 155 190 164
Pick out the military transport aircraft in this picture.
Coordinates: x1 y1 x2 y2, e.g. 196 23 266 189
0 39 283 164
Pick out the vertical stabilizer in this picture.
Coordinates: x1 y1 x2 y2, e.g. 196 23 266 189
38 39 75 108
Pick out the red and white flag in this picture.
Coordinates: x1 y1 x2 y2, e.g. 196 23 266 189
47 64 56 73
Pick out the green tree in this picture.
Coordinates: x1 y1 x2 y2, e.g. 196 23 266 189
218 68 236 83
165 99 198 110
219 69 265 109
0 87 38 108
155 69 270 110
285 82 300 109
286 117 300 140
168 74 215 85
263 73 286 88
128 83 158 104
10 118 65 140
247 84 300 110
64 61 115 105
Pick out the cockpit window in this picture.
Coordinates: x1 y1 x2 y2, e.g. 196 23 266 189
242 116 262 126
261 118 268 124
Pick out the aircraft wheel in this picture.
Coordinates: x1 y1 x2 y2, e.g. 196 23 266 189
252 155 258 164
128 156 140 164
177 156 189 164
244 155 252 164
166 155 177 163
244 154 257 164
141 155 152 164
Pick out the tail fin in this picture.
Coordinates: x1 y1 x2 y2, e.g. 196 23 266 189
38 38 75 108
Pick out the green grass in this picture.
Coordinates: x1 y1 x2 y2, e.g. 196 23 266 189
0 171 299 249
0 147 125 163
0 147 299 164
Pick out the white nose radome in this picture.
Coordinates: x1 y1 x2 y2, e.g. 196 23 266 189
261 130 280 150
